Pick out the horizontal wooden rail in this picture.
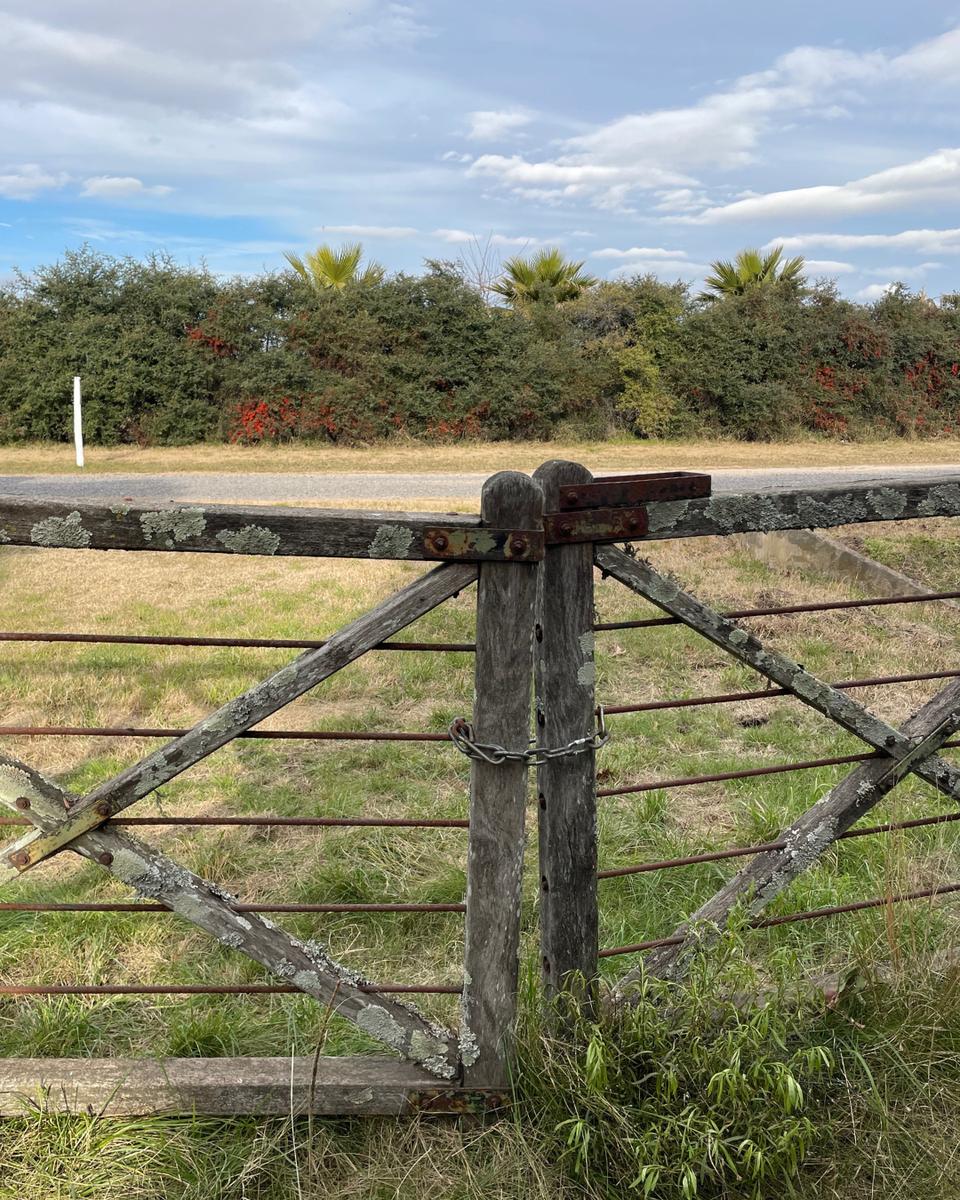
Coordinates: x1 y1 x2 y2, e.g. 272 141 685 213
0 1056 506 1116
2 474 960 561
0 495 539 562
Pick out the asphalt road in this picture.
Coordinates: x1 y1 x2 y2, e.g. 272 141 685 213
0 464 958 505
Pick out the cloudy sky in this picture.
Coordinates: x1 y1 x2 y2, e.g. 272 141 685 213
3 1 960 298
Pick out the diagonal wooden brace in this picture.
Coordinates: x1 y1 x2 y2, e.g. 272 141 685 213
0 561 477 882
596 545 960 808
611 678 960 991
0 752 461 1078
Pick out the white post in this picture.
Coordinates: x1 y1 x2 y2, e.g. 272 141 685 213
72 376 84 468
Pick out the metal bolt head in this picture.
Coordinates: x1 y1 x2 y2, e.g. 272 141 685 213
97 851 114 867
9 851 29 868
624 515 641 534
432 533 449 552
94 802 112 819
564 489 579 505
509 535 527 555
14 797 31 811
558 522 574 538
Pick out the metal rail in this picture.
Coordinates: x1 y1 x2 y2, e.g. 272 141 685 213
0 982 463 995
0 901 465 913
599 881 960 958
0 815 468 829
0 631 475 652
603 669 960 716
594 589 960 633
598 810 960 879
598 739 960 798
0 724 450 743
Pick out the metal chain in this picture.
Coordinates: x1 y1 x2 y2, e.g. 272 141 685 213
448 707 608 766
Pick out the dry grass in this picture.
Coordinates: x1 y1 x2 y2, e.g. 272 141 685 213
2 436 960 475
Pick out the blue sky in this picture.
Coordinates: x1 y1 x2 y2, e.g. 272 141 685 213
3 1 960 298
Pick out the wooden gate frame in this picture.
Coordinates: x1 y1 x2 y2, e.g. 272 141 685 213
0 463 959 1112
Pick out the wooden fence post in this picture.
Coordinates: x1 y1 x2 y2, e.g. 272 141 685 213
533 460 598 1010
461 471 542 1087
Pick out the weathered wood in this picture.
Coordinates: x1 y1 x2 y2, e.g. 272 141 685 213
0 754 460 1078
613 677 960 992
0 1056 472 1116
534 461 599 1006
0 495 541 562
596 545 960 807
639 475 960 541
461 472 541 1087
0 562 477 878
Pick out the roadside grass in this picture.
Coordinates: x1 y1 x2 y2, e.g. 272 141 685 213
2 436 960 475
0 515 959 1195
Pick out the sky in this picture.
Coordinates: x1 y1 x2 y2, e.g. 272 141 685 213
3 2 960 299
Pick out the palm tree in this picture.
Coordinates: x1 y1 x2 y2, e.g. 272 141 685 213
284 243 384 291
491 247 597 306
701 246 805 300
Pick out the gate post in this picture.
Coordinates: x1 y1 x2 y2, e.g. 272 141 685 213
461 471 542 1088
532 460 598 1012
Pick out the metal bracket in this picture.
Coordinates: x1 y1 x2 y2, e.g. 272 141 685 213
557 470 711 511
409 1087 511 1114
544 506 649 544
423 528 544 561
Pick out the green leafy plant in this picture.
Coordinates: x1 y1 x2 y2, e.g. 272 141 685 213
515 936 839 1199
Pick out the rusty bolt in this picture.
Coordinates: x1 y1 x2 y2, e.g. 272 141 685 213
558 521 574 538
9 851 29 868
14 797 31 811
432 533 449 552
564 489 579 505
97 851 114 867
94 802 112 819
509 535 527 555
624 515 642 534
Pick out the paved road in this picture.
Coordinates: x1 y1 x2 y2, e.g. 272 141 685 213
0 464 958 504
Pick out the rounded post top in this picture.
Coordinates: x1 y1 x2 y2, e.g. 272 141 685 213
532 460 594 510
479 470 543 524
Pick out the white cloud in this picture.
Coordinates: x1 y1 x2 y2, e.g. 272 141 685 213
441 150 472 163
454 26 960 213
856 282 897 301
607 258 708 280
432 228 476 243
690 148 960 223
319 224 418 237
803 259 856 275
863 261 941 278
466 109 533 140
80 175 172 198
766 228 960 256
489 233 541 246
593 245 691 260
0 163 68 199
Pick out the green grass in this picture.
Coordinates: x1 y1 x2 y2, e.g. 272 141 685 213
1 522 960 1196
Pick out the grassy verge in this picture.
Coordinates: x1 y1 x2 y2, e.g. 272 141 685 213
1 516 959 1196
1 437 960 475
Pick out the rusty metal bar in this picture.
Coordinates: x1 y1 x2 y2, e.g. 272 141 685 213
0 901 465 913
603 669 960 716
598 810 960 879
0 724 450 743
0 982 463 995
0 631 475 652
598 739 960 798
598 881 960 958
594 590 960 632
0 815 467 829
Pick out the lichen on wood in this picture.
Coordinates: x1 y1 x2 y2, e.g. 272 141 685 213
30 512 91 548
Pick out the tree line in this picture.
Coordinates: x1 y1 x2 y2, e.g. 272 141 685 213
1 243 959 445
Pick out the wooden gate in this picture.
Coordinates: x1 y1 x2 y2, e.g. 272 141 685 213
0 461 959 1113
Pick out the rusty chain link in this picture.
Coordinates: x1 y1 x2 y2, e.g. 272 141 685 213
448 707 608 766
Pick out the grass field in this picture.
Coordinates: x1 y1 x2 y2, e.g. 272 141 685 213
1 513 960 1196
1 436 959 475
